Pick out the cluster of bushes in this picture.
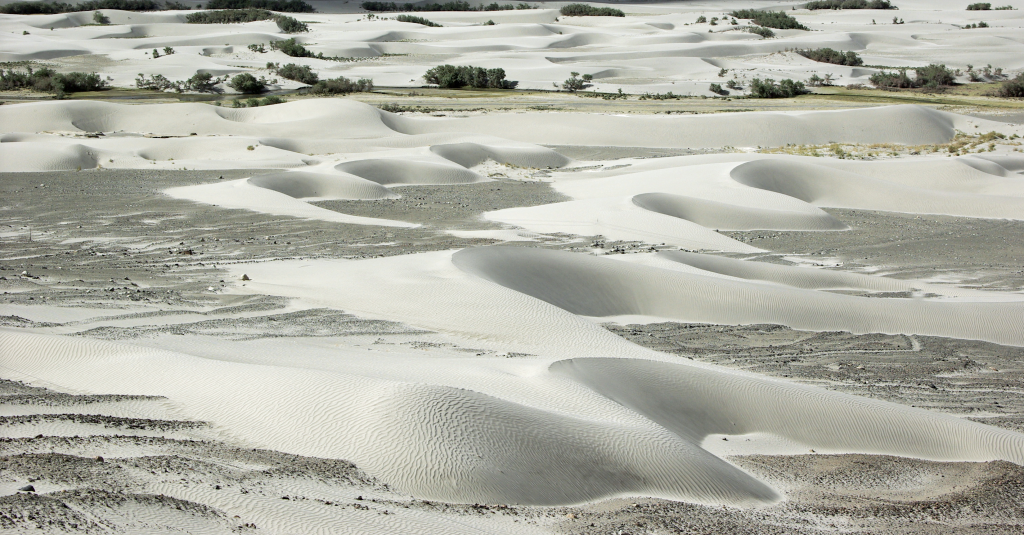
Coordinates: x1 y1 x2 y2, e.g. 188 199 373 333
745 26 774 38
748 77 807 98
797 48 863 66
136 71 226 92
730 9 808 30
963 21 989 28
0 66 106 95
307 76 374 95
423 64 515 88
185 9 307 31
1 0 162 14
205 0 314 12
396 14 441 26
360 1 532 12
806 73 835 86
228 72 269 93
231 95 285 107
805 0 896 9
869 64 955 89
708 83 727 95
269 38 327 58
997 73 1024 97
269 62 317 84
559 4 624 17
561 71 592 91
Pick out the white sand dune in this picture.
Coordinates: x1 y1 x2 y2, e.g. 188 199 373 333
632 192 848 231
248 170 398 200
335 158 486 186
453 246 1024 345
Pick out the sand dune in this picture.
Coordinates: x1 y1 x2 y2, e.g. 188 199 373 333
632 192 848 231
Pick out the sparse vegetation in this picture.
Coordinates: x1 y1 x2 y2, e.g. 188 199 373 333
232 95 285 107
869 64 956 89
748 77 807 98
805 0 896 9
204 0 314 12
396 15 441 27
228 72 267 93
275 15 309 33
709 83 727 95
745 26 775 38
561 71 593 92
272 63 318 84
92 10 109 24
797 48 863 66
136 71 227 92
967 2 991 9
997 73 1024 98
360 1 533 12
307 76 374 95
185 8 274 23
269 38 316 58
1 0 162 14
559 3 624 17
423 64 517 89
869 69 915 88
0 66 107 96
963 21 990 28
730 9 809 31
248 43 267 53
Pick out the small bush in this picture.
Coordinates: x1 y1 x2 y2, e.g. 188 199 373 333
805 0 895 9
559 3 624 17
248 43 267 53
797 48 863 66
269 38 316 57
204 0 314 12
423 64 516 89
730 9 808 30
396 15 441 27
275 15 309 33
232 95 285 107
307 76 374 95
184 72 225 91
745 25 774 38
186 8 273 23
228 72 267 93
708 83 727 95
165 1 191 9
93 10 109 24
967 2 991 9
695 15 706 23
869 69 915 88
915 63 956 87
997 74 1024 97
274 63 318 84
748 77 807 98
561 71 592 92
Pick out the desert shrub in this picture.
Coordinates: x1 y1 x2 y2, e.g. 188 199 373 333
745 25 774 38
269 38 316 57
726 79 739 89
249 43 266 52
93 10 109 23
184 72 224 91
559 3 624 17
274 63 318 84
275 14 308 32
423 64 516 89
2 0 163 13
708 83 727 95
186 8 273 23
232 95 285 106
915 63 955 87
869 69 915 88
1 67 106 95
228 72 266 93
967 2 991 9
748 77 807 98
307 76 374 95
997 74 1024 97
805 0 895 9
164 1 191 9
360 1 531 11
797 48 863 66
730 9 808 30
205 0 314 12
484 19 494 25
695 15 706 23
561 71 592 92
396 14 441 26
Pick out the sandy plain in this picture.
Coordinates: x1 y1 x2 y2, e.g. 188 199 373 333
3 1 1024 533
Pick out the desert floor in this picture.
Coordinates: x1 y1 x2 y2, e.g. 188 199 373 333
3 1 1024 534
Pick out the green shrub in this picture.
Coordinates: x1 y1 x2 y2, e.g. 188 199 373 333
709 83 727 95
730 9 808 30
360 1 532 12
164 1 191 9
205 0 314 12
423 64 516 89
185 8 273 23
869 69 915 88
269 38 316 57
748 77 807 98
559 3 624 17
228 72 267 93
805 0 895 9
92 10 109 23
274 63 317 84
561 71 592 92
307 76 374 95
275 14 308 33
967 2 991 9
797 48 863 66
915 63 956 87
1 67 106 94
396 14 441 26
997 73 1024 97
184 72 224 91
745 25 774 38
